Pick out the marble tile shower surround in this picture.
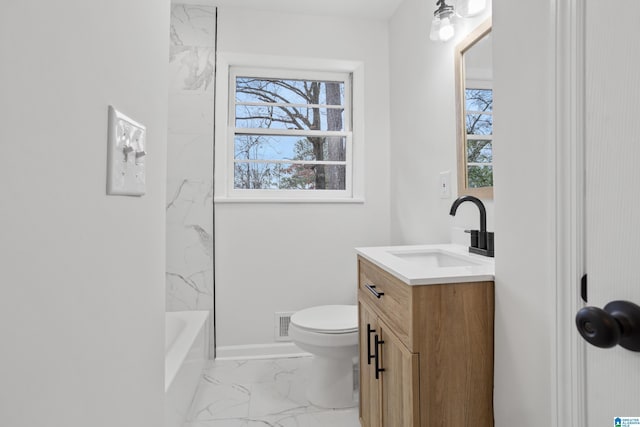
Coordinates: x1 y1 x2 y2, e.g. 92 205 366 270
183 357 359 427
166 4 215 332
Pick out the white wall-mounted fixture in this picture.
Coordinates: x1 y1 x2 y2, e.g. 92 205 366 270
439 171 451 198
429 0 488 42
429 0 456 42
107 106 146 196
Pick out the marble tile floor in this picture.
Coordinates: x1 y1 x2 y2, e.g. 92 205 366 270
183 356 360 427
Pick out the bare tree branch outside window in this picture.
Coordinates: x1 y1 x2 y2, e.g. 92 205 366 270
232 73 349 191
465 88 493 188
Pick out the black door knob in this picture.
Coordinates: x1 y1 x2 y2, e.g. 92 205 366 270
575 300 640 352
575 306 620 348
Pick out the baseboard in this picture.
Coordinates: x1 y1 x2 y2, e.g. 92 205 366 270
215 342 310 360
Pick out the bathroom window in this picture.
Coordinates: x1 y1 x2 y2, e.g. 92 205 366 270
464 87 493 188
221 65 358 201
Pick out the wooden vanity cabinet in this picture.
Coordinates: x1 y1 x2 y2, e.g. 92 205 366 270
357 256 495 427
359 302 420 427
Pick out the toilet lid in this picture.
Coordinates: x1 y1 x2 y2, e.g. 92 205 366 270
291 305 358 334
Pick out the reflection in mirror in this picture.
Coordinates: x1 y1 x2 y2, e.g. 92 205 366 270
455 19 493 199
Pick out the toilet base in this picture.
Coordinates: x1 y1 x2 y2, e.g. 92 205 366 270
306 355 356 409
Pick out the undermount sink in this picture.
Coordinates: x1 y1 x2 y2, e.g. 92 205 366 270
388 249 482 268
355 244 495 285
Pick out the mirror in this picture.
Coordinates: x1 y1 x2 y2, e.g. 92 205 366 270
455 19 493 199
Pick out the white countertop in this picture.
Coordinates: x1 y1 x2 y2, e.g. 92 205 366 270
355 243 495 285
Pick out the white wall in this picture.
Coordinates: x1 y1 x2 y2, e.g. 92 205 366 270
492 0 556 424
389 0 557 425
214 7 391 350
389 0 493 246
0 1 169 426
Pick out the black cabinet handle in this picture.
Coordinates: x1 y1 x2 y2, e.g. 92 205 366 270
365 284 384 299
576 300 640 352
374 334 385 379
366 324 376 365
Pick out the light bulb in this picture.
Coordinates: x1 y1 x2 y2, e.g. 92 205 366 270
429 15 441 41
439 17 455 41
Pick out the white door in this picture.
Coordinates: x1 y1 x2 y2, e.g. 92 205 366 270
581 1 640 425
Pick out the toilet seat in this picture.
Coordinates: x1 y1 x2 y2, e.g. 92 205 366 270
290 305 357 334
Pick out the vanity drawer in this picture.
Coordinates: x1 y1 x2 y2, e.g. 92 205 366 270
358 257 411 346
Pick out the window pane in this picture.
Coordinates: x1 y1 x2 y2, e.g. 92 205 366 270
236 77 345 106
467 140 492 164
234 135 346 162
466 114 492 135
228 69 353 197
467 165 493 188
235 105 345 131
465 88 493 112
234 162 346 190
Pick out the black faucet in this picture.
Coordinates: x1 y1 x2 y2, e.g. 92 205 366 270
449 195 494 257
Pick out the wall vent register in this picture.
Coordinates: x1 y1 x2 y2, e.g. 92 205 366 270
274 312 293 341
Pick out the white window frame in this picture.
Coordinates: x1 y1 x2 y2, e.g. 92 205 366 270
214 53 365 203
464 79 493 187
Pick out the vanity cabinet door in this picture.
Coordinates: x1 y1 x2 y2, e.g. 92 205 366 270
359 300 420 427
378 319 420 427
359 301 381 427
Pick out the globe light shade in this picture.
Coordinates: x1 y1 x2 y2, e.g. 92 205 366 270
438 17 455 41
429 15 442 41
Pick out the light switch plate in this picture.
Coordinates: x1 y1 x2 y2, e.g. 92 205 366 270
107 106 146 196
439 171 451 199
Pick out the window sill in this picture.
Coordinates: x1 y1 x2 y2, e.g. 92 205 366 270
214 197 365 204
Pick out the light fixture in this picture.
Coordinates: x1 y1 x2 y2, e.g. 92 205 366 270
429 0 455 42
429 0 489 42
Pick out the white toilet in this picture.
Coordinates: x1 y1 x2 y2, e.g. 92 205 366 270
289 304 359 409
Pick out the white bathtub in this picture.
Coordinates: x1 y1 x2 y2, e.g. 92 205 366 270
165 311 209 427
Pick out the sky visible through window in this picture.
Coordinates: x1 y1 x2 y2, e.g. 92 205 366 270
465 87 493 188
232 74 349 191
